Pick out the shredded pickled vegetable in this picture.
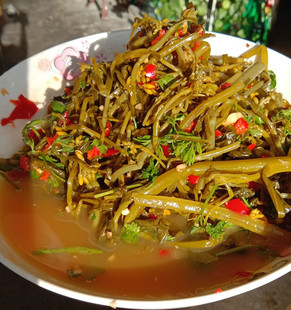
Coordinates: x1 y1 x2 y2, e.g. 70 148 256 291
5 5 291 254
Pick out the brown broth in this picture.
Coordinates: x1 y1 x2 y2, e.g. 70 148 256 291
0 177 274 299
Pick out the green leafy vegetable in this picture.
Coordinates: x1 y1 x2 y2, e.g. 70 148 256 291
38 155 65 169
51 100 67 114
157 75 176 90
121 222 140 243
205 221 228 239
268 70 277 89
133 135 152 146
142 158 160 182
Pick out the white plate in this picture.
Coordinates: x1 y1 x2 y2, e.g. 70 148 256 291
0 30 290 309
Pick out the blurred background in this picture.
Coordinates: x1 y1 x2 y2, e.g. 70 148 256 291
0 0 290 310
0 0 290 74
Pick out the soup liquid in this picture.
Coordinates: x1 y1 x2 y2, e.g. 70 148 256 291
0 178 272 299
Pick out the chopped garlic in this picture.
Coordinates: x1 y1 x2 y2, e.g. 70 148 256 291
222 112 244 126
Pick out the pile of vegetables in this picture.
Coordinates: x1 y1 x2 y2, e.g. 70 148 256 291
7 5 291 254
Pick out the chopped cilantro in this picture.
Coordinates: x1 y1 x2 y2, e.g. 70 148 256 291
273 109 291 122
142 158 160 182
205 221 228 239
121 222 140 243
190 226 204 235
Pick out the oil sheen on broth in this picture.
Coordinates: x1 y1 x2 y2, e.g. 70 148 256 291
0 177 274 299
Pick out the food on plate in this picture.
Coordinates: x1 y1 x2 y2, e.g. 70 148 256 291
1 5 291 297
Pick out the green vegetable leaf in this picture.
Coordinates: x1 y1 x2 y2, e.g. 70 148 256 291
157 75 176 90
51 100 67 114
254 115 265 125
268 70 277 89
80 80 86 90
164 113 185 133
133 135 151 146
249 128 263 138
142 158 160 182
273 109 291 122
205 221 228 239
38 155 65 169
174 140 197 165
121 222 140 243
190 226 205 235
30 170 40 179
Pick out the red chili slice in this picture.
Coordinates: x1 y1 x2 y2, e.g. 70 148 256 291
191 40 201 51
87 146 101 160
224 198 251 215
184 120 196 133
161 144 170 157
220 82 231 90
215 129 223 138
40 170 50 181
102 148 119 158
104 121 111 137
20 155 30 171
247 143 256 150
145 64 157 80
187 174 200 185
234 118 248 135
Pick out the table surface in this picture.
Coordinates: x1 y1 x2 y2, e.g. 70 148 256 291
0 0 290 309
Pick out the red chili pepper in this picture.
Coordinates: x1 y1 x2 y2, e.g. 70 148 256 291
102 148 119 158
215 288 223 294
159 249 170 257
178 28 184 37
215 129 223 138
104 121 111 137
161 144 170 157
43 133 58 151
1 94 39 126
20 155 30 171
149 213 158 220
184 120 196 133
151 29 166 45
40 170 50 181
248 181 260 192
60 110 71 126
224 198 251 215
247 143 256 150
27 129 44 142
234 118 248 135
191 40 200 51
220 82 231 90
87 146 101 160
187 174 200 185
145 64 157 80
64 87 72 95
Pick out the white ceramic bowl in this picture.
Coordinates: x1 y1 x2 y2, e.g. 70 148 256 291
0 30 290 309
